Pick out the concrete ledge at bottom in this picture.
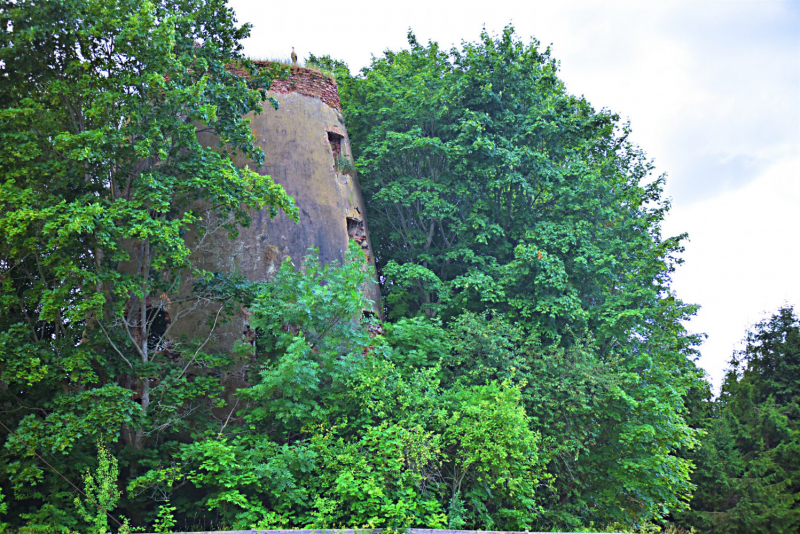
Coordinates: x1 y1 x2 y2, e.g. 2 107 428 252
144 529 619 534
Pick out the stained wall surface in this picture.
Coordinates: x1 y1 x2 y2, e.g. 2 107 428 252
171 69 380 349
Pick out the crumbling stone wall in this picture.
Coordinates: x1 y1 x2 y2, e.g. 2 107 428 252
267 66 341 111
227 63 342 110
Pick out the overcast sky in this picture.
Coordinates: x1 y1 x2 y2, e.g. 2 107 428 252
230 0 800 391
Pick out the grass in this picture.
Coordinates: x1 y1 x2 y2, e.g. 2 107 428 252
334 154 355 176
247 55 292 65
246 55 337 81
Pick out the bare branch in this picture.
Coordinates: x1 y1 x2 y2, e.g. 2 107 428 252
179 305 223 378
97 319 134 370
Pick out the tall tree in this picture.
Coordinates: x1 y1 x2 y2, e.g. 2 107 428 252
0 0 294 529
341 28 688 345
338 26 704 529
678 306 800 533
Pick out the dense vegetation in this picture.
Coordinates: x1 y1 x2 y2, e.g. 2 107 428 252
331 30 706 531
0 0 296 530
0 0 796 533
674 307 800 534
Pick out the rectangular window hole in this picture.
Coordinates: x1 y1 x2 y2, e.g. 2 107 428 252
327 131 343 158
347 215 370 260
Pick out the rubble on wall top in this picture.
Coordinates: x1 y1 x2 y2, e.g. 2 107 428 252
228 62 341 111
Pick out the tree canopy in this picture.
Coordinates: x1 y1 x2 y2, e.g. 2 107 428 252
0 0 294 530
336 27 704 529
0 4 713 532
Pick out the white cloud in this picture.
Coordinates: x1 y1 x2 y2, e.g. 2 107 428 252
663 156 800 390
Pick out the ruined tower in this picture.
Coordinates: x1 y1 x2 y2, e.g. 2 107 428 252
176 66 380 347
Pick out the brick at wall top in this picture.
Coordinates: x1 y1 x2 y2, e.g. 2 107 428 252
229 62 341 111
266 67 341 111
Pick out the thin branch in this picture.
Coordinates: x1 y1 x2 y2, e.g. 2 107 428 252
179 306 223 378
96 319 134 370
217 398 240 437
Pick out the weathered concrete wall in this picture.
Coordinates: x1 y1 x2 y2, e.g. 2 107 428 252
169 69 380 350
198 90 376 285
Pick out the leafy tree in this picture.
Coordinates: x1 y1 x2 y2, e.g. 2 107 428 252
341 27 689 346
677 306 800 533
0 0 294 529
337 26 703 530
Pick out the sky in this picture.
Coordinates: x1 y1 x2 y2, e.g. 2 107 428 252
229 0 800 390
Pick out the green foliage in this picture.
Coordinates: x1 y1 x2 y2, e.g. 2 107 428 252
677 306 800 534
341 25 694 348
152 502 177 533
306 54 351 81
0 488 7 533
241 242 375 434
0 0 294 530
434 312 702 529
128 246 547 530
0 4 710 532
334 155 356 176
337 26 703 530
73 444 126 534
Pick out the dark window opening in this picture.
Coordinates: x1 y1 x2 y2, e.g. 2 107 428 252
347 215 370 261
347 216 365 243
328 131 343 158
147 307 170 352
